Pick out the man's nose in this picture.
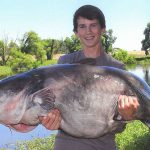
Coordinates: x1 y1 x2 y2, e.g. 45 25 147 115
86 26 92 33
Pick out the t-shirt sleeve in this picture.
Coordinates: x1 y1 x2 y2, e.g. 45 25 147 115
57 53 75 64
57 55 69 64
57 56 64 64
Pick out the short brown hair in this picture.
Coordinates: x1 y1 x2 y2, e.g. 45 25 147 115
73 5 106 32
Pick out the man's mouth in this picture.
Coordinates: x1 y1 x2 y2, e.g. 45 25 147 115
85 36 94 40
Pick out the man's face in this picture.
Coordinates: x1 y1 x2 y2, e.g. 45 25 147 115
75 16 105 49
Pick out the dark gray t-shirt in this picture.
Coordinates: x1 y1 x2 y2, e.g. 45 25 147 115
54 50 125 150
58 50 125 69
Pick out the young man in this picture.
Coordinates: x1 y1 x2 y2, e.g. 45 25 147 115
40 5 139 150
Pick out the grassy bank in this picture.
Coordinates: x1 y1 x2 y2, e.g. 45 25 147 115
116 121 150 150
128 50 150 66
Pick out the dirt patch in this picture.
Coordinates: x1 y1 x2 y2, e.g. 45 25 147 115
53 54 65 60
128 50 145 57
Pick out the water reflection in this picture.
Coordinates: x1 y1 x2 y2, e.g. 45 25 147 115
127 65 150 86
143 68 150 85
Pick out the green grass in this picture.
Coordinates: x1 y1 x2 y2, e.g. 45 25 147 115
128 51 150 65
116 120 150 150
136 58 150 66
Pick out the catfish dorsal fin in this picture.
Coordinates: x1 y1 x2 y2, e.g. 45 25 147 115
73 58 96 65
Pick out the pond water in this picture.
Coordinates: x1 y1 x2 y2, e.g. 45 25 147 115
0 65 150 148
128 65 150 85
0 125 57 148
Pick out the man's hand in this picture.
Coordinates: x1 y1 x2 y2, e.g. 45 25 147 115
39 109 61 130
118 95 140 120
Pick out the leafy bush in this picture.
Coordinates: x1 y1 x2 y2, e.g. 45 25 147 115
0 66 13 79
136 57 150 65
0 59 57 79
113 49 136 64
31 59 57 69
15 135 55 150
116 120 150 150
7 50 35 73
39 59 57 66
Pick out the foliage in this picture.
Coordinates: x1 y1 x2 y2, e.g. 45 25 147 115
20 31 41 54
42 39 63 60
63 35 81 53
20 31 46 63
39 59 57 67
113 49 136 64
116 121 150 150
101 29 117 53
0 66 13 79
0 38 19 65
7 50 35 73
141 23 150 55
15 135 56 150
136 57 150 66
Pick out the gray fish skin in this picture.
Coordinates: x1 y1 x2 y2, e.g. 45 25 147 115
0 64 150 138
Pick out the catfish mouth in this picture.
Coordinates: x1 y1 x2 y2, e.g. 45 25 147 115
7 124 37 133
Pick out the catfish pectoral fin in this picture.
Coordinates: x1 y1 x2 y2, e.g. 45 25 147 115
32 88 55 110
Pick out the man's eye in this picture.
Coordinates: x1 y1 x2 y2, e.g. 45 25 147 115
91 24 97 27
78 25 85 28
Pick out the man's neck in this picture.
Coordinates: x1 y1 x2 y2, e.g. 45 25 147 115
83 44 103 58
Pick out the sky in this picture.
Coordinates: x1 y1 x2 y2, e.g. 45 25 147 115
0 0 150 51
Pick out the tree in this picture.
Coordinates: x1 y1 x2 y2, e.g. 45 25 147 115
63 35 81 54
43 39 63 60
8 50 35 73
0 40 7 65
0 37 18 65
20 31 46 63
141 23 150 55
101 29 117 53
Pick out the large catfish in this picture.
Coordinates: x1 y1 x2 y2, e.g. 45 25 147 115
0 63 150 138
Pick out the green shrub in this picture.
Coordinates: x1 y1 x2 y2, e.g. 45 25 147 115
136 58 150 65
0 66 13 79
8 50 35 73
116 120 150 150
32 59 57 69
113 49 136 64
39 59 57 66
15 135 55 150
